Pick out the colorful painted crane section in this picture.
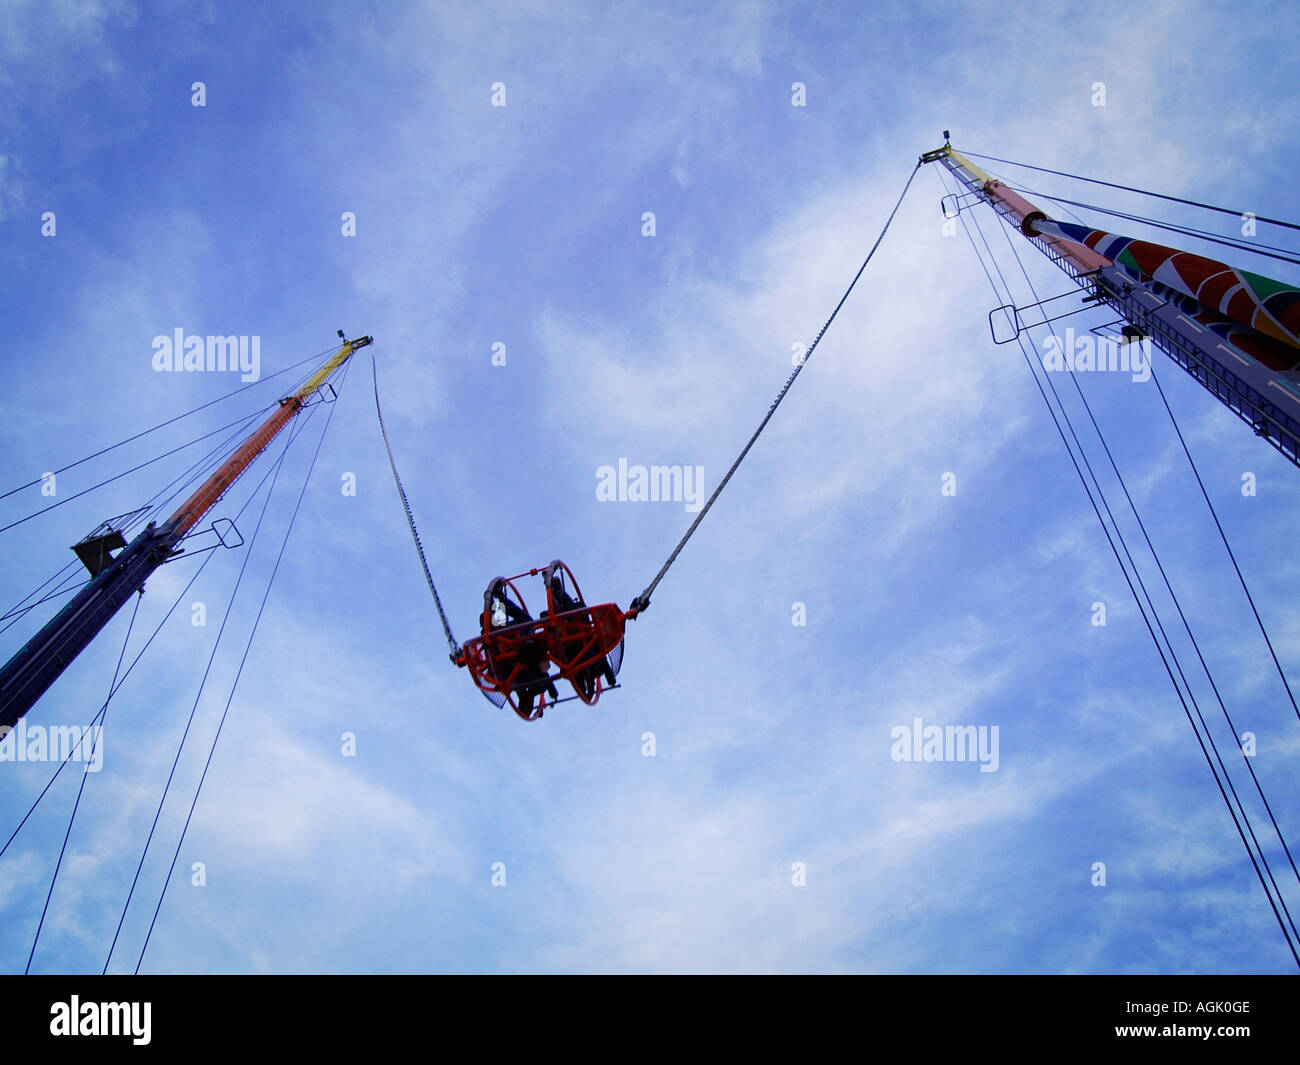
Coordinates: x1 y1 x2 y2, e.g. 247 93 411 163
1031 220 1300 356
925 143 1300 467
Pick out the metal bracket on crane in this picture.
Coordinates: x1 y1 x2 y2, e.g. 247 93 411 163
166 517 246 561
1087 316 1151 345
72 508 152 576
301 382 338 407
211 517 244 549
940 190 983 218
986 272 1107 345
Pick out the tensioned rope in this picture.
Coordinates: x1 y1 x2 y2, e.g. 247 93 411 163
103 405 321 974
0 410 318 864
1147 364 1300 728
0 565 86 632
135 365 349 973
133 407 272 527
0 407 280 535
938 163 1299 967
983 158 1300 728
1009 187 1300 269
960 150 1300 234
630 161 922 615
25 590 140 974
371 352 460 658
0 343 339 503
0 409 268 634
985 192 1300 934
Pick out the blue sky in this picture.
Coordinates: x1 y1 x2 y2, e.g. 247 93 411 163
2 0 1300 973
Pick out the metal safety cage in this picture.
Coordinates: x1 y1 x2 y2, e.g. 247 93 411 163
458 562 627 721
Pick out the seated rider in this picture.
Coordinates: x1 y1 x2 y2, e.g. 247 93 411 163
545 565 617 698
484 578 529 629
482 577 557 717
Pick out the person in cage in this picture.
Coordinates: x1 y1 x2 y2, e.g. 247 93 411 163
545 567 617 698
482 577 557 717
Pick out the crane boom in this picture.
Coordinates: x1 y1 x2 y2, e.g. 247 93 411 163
922 143 1300 468
0 334 371 731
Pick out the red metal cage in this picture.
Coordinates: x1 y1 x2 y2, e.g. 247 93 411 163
456 561 626 721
